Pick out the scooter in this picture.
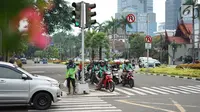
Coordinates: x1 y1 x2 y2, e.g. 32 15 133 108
98 71 115 92
112 68 120 85
122 69 134 88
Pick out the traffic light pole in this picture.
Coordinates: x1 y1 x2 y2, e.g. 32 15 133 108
81 2 85 84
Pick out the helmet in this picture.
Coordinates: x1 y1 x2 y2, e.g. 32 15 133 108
104 58 108 62
124 60 129 64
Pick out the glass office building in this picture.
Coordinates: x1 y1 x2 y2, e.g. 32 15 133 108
116 0 156 36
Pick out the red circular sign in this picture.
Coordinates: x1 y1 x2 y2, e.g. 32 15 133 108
145 35 152 43
126 14 136 23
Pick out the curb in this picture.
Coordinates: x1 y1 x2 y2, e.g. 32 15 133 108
138 72 200 81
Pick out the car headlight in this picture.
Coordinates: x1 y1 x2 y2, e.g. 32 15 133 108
48 80 60 87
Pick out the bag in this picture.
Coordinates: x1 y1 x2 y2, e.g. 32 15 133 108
63 80 67 87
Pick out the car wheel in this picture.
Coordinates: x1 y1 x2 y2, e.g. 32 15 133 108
33 92 52 110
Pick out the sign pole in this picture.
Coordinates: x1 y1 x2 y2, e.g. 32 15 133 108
147 14 149 72
81 2 85 84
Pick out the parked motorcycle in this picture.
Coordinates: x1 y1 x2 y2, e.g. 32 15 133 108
98 71 115 92
122 69 134 88
112 68 120 85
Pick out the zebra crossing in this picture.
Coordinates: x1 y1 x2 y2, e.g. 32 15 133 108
78 85 200 97
29 97 122 112
112 85 200 96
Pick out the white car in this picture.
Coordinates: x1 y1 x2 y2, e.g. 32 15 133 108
0 61 62 110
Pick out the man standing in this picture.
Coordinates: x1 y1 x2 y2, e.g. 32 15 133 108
66 59 77 95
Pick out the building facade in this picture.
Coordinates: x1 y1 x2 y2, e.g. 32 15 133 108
116 0 156 36
158 22 165 31
165 0 182 30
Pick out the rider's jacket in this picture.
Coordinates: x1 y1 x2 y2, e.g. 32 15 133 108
66 63 76 79
122 63 133 71
98 65 109 78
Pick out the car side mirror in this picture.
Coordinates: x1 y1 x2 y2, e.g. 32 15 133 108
22 74 28 80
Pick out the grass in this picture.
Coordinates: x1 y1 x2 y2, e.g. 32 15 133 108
140 67 200 78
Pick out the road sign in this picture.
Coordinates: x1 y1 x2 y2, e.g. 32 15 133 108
126 14 136 23
145 35 152 43
181 5 193 18
145 43 151 49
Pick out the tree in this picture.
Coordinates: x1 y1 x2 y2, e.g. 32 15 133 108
0 0 33 61
44 0 73 34
119 15 132 34
129 33 146 58
52 32 81 59
92 32 110 60
85 30 97 60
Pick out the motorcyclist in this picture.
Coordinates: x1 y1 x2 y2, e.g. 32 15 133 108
66 59 77 95
121 60 134 79
96 60 109 89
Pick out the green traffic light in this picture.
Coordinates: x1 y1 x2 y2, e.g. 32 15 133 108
75 22 79 26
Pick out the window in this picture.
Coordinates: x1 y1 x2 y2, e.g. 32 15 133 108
0 66 22 79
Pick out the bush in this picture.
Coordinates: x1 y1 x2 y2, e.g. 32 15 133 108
176 63 200 69
140 67 200 77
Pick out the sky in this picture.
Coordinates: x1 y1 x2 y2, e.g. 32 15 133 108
67 0 166 34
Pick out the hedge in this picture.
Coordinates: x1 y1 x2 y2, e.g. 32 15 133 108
140 67 200 77
176 63 200 69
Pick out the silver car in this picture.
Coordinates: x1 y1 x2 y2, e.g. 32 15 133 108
0 61 62 110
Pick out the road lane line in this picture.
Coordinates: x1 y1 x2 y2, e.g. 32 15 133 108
115 88 135 95
123 88 147 95
133 87 158 95
171 99 186 112
152 87 179 94
160 86 189 94
142 87 169 94
117 100 176 112
170 86 199 94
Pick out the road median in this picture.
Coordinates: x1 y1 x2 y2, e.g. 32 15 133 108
139 67 200 81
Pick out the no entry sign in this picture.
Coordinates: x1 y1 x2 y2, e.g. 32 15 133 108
145 35 152 43
126 14 136 23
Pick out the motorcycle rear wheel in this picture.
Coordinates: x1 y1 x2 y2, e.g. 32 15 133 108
129 79 134 88
108 81 115 92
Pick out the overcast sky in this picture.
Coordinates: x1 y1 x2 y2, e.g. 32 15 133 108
66 0 166 34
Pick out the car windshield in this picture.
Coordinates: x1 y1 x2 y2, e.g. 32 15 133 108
16 66 34 77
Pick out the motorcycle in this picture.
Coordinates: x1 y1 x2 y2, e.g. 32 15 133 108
122 69 134 88
98 71 115 92
112 68 120 85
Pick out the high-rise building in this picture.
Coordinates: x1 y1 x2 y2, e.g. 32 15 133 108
116 0 156 36
117 0 153 13
165 0 182 30
158 22 165 31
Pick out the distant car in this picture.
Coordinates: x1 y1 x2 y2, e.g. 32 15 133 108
20 58 27 64
34 58 40 64
42 58 48 64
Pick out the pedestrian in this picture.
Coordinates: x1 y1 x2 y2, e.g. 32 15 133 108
78 61 82 80
66 59 77 95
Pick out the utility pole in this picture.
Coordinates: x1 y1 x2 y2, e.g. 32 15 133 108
147 14 149 70
192 2 195 63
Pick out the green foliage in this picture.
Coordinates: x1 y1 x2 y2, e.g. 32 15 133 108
52 32 81 59
44 0 73 34
85 31 110 59
129 33 146 58
34 50 43 57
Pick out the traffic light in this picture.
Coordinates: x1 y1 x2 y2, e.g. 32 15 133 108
71 2 81 27
86 3 96 28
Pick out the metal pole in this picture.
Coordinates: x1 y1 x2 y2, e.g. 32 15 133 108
147 14 149 70
198 6 200 60
192 3 195 63
81 2 85 84
0 29 2 56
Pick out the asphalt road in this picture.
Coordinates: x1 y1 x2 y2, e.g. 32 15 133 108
2 61 200 112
